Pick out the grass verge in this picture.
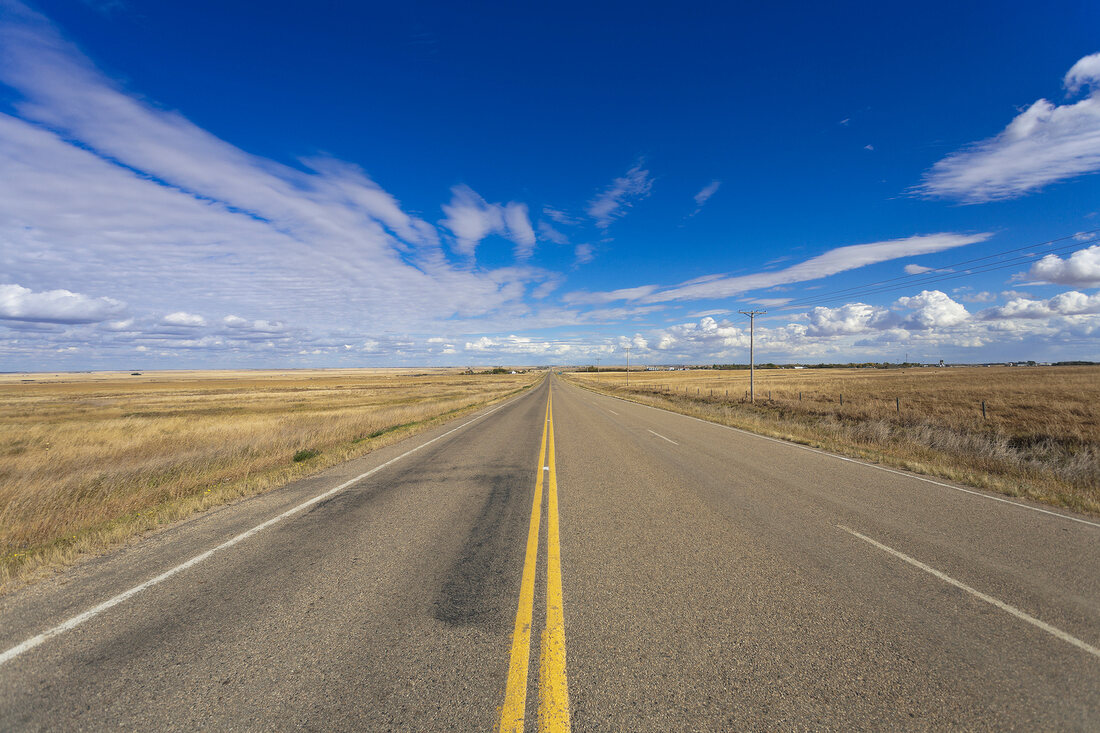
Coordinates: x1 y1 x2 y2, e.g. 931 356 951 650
0 370 539 593
565 370 1099 517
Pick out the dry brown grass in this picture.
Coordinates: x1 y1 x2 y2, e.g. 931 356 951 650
567 366 1100 515
0 368 540 590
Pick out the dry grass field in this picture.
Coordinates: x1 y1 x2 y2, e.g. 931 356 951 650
567 366 1100 515
0 368 539 590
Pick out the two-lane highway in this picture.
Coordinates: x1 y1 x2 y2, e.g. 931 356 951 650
1 374 1097 730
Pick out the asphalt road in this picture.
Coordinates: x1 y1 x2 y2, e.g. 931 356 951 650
1 374 1097 730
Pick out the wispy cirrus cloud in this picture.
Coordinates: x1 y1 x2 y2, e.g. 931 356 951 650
587 161 653 228
0 1 555 367
565 233 991 305
917 52 1100 202
687 180 720 217
439 186 537 258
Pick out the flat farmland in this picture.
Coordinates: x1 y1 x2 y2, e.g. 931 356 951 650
567 366 1100 515
0 368 539 590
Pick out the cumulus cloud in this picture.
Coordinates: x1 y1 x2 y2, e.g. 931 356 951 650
162 311 206 327
894 290 969 329
1025 244 1100 287
587 161 653 228
0 283 125 323
917 52 1100 202
223 315 285 333
651 316 748 355
981 291 1100 319
806 303 893 336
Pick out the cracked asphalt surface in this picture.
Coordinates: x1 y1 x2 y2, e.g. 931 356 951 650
1 374 1097 730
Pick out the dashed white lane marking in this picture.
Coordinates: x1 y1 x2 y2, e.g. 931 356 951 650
647 429 679 445
0 394 525 668
839 525 1100 660
606 409 619 416
576 386 1100 530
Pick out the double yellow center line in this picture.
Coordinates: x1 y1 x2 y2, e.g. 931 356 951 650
499 386 570 732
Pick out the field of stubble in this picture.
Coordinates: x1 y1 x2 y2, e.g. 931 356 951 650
567 366 1100 515
0 368 539 590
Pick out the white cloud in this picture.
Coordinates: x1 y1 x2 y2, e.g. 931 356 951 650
904 264 934 275
650 316 748 356
1065 53 1100 95
0 283 125 323
439 185 505 256
538 220 569 245
894 290 969 329
0 5 557 368
952 290 996 304
439 186 536 258
687 180 721 217
162 311 206 327
587 161 653 228
1025 244 1100 287
694 181 721 206
564 284 656 305
981 291 1100 319
102 318 135 331
542 206 580 226
917 52 1100 202
806 303 892 336
614 232 989 304
503 202 536 259
573 243 595 265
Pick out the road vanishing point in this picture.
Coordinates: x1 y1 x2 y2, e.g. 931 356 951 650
1 374 1097 729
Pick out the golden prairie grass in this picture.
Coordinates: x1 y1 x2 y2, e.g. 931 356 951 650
0 368 540 590
567 366 1100 515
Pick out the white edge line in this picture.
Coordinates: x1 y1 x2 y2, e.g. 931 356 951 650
838 525 1100 660
647 429 679 445
570 383 1100 530
0 391 529 668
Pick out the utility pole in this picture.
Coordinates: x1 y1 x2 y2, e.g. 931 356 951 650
738 310 766 402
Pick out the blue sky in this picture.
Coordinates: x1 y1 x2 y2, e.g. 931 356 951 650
2 0 1099 368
